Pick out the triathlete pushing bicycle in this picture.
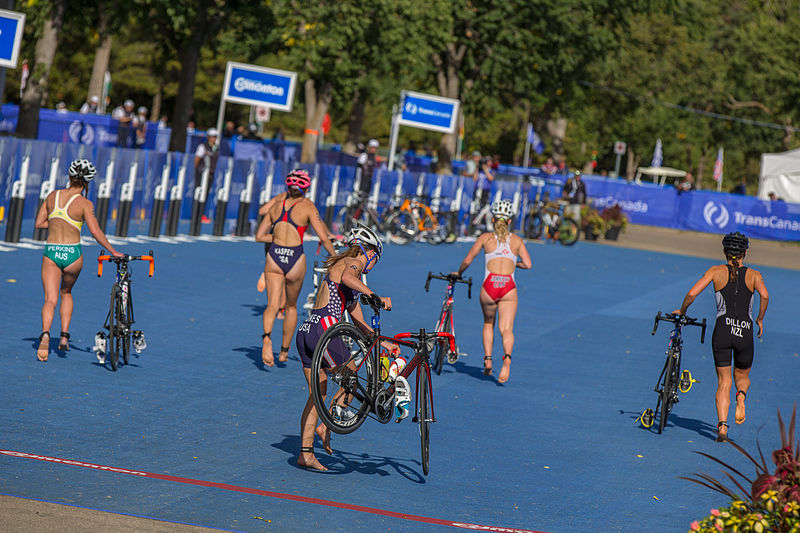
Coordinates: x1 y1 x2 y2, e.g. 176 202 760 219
674 232 769 442
294 224 394 471
33 159 123 362
452 200 531 383
254 170 337 366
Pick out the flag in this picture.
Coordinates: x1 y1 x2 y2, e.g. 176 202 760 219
650 138 663 167
19 59 29 98
713 147 724 183
526 123 545 154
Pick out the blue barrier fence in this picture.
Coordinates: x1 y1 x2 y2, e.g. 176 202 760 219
1 137 797 241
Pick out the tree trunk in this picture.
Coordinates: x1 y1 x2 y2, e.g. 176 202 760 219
87 4 112 102
168 34 205 152
546 117 567 160
343 87 366 155
301 78 332 164
16 0 66 139
151 85 162 122
625 148 639 181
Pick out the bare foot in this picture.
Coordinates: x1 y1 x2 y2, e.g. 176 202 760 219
278 347 289 363
261 335 275 367
298 450 327 471
735 392 746 424
483 356 492 376
498 355 511 384
315 424 332 454
256 272 266 292
37 332 50 362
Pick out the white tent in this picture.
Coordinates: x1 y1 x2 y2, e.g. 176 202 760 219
634 166 687 186
759 148 800 203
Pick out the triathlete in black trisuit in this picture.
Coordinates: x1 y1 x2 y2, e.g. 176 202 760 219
674 232 769 442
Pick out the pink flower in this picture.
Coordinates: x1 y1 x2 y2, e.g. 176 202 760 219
690 521 700 530
714 521 723 532
710 508 720 516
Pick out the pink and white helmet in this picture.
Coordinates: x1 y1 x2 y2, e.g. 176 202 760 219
285 169 311 189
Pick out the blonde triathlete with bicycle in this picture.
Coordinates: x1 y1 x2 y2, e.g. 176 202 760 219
453 200 531 383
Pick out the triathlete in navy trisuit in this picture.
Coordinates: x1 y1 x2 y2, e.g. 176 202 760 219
675 232 769 442
255 170 337 366
453 200 532 384
295 224 393 471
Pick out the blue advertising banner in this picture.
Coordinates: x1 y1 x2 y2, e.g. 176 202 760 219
398 91 459 133
223 62 297 111
0 9 25 69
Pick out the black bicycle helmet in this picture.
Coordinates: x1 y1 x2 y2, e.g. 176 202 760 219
722 232 749 256
68 159 97 182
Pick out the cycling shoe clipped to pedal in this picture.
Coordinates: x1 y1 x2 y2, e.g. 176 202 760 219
394 376 411 422
92 332 107 363
679 370 697 393
132 330 147 353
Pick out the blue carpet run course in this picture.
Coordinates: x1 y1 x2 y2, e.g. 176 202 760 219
1 229 798 533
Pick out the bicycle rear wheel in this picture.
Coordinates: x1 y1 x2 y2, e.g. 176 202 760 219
108 285 120 371
658 350 677 433
418 367 431 475
525 214 544 240
385 210 419 244
120 284 132 365
557 217 580 246
311 323 377 435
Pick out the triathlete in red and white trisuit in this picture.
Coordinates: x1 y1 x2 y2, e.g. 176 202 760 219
453 200 532 383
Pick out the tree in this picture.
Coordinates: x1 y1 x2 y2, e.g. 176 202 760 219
16 0 67 138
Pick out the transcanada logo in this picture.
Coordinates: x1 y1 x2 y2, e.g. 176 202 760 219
734 212 800 232
703 201 729 229
591 195 648 213
233 77 285 96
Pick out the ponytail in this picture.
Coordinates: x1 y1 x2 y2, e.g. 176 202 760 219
69 177 89 197
726 253 741 284
324 245 361 273
494 217 509 242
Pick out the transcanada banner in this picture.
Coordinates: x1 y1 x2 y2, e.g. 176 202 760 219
582 176 800 241
222 62 297 111
398 91 459 134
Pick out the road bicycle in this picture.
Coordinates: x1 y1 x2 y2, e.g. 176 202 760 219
466 195 493 236
335 191 384 236
525 200 580 246
639 311 706 433
383 195 448 245
310 293 455 475
94 252 155 371
424 272 472 374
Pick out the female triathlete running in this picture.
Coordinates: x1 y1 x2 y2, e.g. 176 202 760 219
674 232 768 442
33 159 123 362
255 169 336 366
453 200 532 383
295 224 392 471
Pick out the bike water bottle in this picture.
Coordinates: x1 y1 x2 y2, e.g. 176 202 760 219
389 356 407 380
380 354 391 381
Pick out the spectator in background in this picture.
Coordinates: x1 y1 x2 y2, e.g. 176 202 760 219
112 100 136 147
186 121 196 134
56 102 68 114
134 107 148 149
562 170 586 221
272 127 285 161
194 128 219 224
557 157 570 176
491 154 501 173
355 139 380 197
541 157 557 175
677 172 695 194
243 123 263 142
157 115 168 129
80 95 100 115
732 178 747 195
767 192 783 202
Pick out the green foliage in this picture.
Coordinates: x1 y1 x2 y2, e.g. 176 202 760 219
682 406 800 533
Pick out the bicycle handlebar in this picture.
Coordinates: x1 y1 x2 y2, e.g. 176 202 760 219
97 250 155 278
394 331 456 354
425 271 473 299
651 311 706 343
360 293 388 312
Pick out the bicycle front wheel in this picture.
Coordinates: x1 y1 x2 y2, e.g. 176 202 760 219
658 351 677 434
311 323 377 435
418 367 431 475
432 309 451 375
557 217 580 246
108 285 120 371
385 210 419 244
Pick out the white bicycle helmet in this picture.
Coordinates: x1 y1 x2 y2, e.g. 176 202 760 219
491 199 514 220
68 159 97 182
347 222 383 258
